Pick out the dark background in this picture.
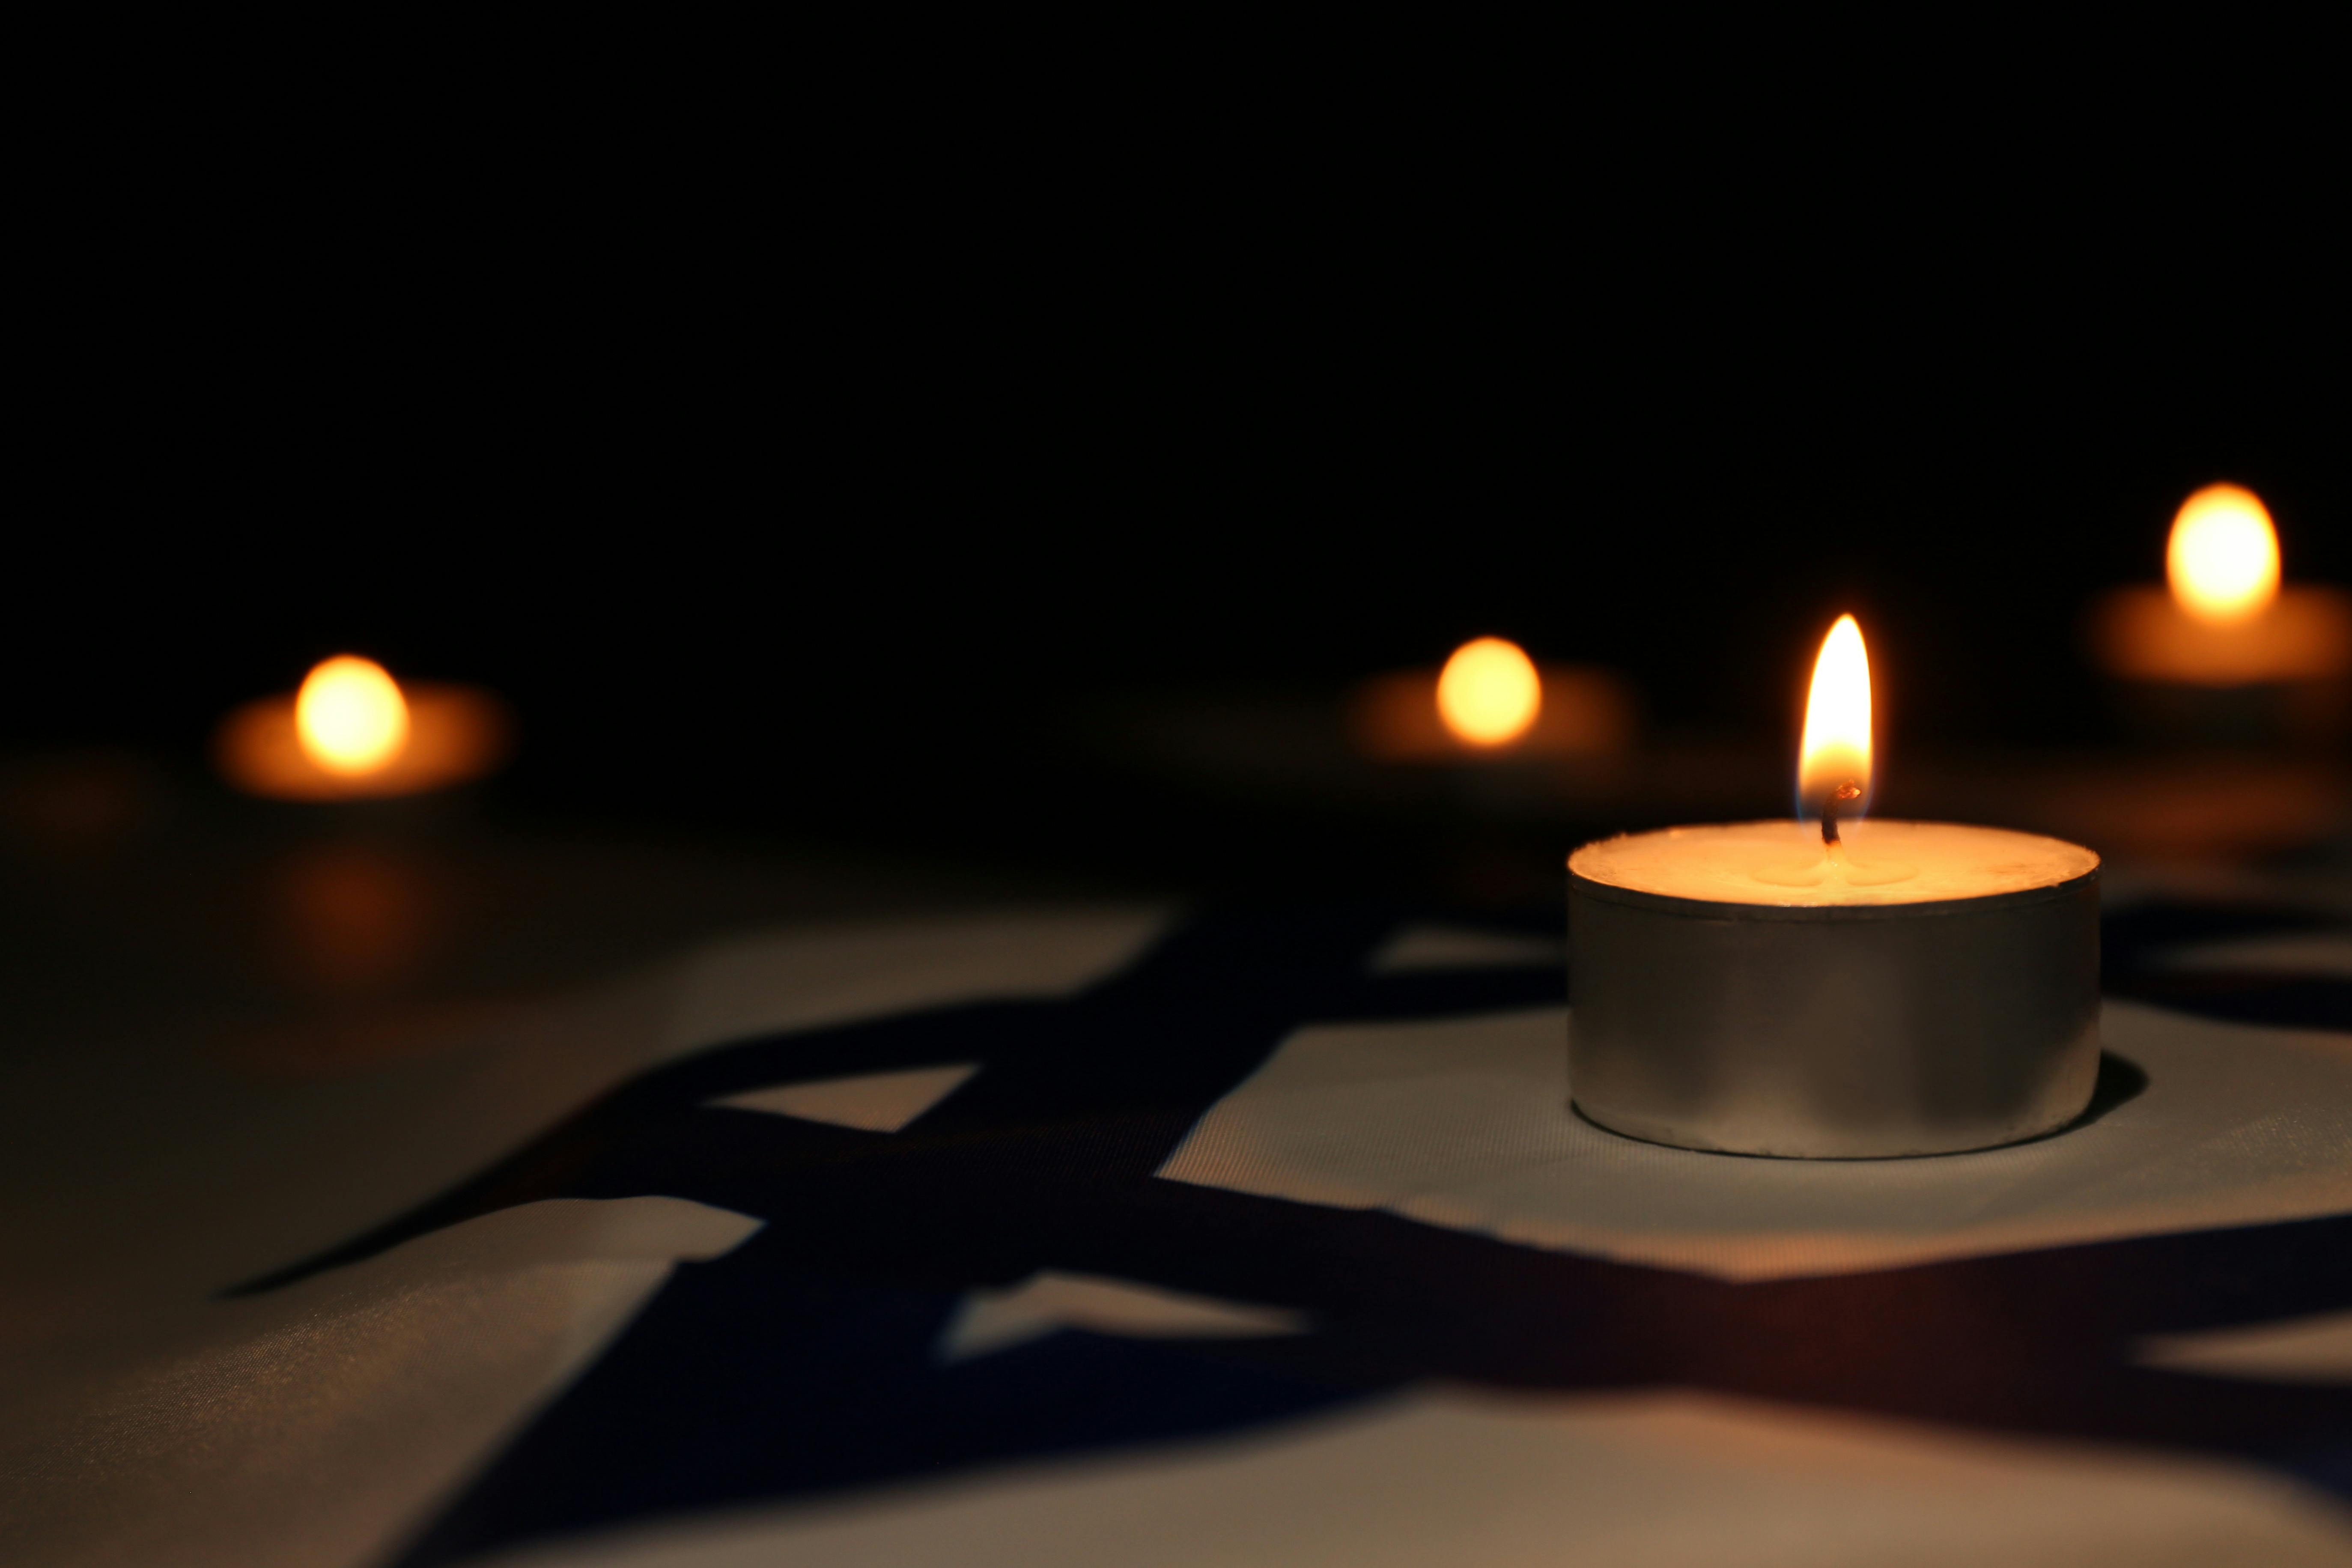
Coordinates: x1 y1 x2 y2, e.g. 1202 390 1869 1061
14 74 2348 896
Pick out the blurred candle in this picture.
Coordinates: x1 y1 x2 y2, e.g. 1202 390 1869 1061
1436 637 1542 745
296 656 410 775
2092 484 2352 688
217 656 510 800
1353 638 1634 761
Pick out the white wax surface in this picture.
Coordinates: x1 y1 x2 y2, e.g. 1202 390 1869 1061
1569 820 2099 907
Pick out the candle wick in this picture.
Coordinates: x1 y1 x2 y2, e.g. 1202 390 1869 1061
1819 779 1863 847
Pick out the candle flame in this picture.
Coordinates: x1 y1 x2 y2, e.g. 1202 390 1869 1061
1436 637 1542 746
295 656 411 776
2167 483 2279 624
1798 615 1871 819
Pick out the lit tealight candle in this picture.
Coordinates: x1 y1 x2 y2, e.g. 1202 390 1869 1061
2091 483 2352 689
1351 637 1634 761
217 656 510 801
1567 616 2102 1158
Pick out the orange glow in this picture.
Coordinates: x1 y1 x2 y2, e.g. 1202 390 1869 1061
217 678 510 801
2167 484 2280 624
1799 615 1872 817
294 656 410 776
1435 637 1542 746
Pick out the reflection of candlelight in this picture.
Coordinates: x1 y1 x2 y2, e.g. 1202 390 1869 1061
217 656 510 800
273 840 432 992
1354 639 1633 762
2092 484 2352 689
0 752 158 858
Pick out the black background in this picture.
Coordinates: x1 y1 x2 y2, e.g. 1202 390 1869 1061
14 63 2347 890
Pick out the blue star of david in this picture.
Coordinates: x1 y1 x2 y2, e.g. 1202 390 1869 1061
234 903 2352 1566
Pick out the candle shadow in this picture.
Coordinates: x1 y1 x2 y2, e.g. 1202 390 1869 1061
2069 1049 2150 1130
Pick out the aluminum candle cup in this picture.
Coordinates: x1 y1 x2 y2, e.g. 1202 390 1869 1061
1568 820 2102 1158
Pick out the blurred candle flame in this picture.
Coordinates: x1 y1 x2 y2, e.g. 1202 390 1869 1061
1799 615 1872 817
2167 484 2280 625
1435 637 1542 746
295 656 410 776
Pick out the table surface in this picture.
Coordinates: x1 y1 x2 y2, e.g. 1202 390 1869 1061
4 765 2351 1568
